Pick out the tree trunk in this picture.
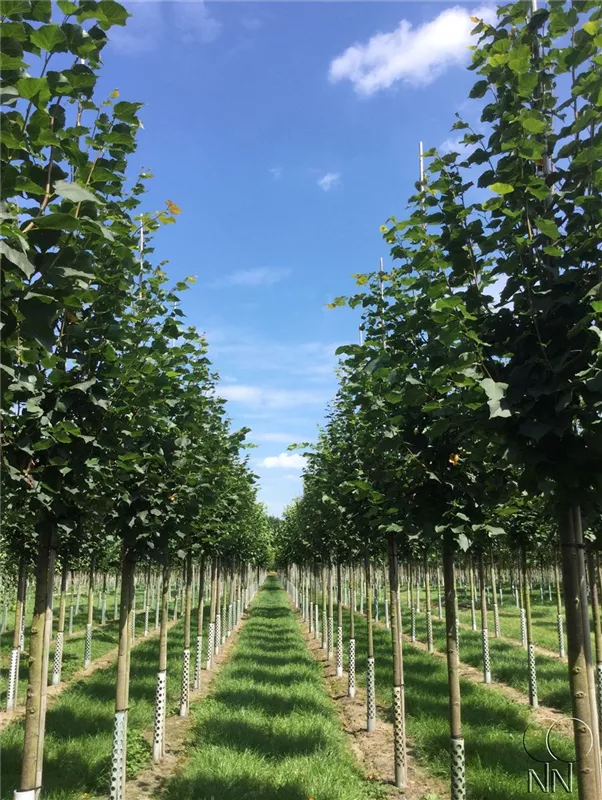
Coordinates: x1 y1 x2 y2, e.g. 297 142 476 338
365 554 375 733
443 538 465 800
194 555 206 690
180 555 193 717
348 564 356 697
336 563 343 677
51 562 69 685
469 556 477 631
206 558 217 670
153 563 170 763
109 548 135 800
327 564 334 662
587 551 602 742
558 503 602 799
555 554 565 658
7 550 27 712
424 551 433 654
490 552 500 638
388 534 406 789
18 522 57 797
521 545 538 708
84 560 94 668
478 552 491 684
321 565 327 651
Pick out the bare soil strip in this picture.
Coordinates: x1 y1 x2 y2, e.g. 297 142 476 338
293 606 449 800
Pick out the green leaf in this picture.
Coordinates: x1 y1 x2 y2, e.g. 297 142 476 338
33 213 80 231
488 182 514 195
113 100 143 123
30 24 67 52
480 378 511 418
57 0 78 12
583 20 601 36
53 179 100 204
0 241 35 277
16 77 50 104
385 392 404 404
469 80 489 99
591 301 602 313
72 377 97 392
534 217 561 239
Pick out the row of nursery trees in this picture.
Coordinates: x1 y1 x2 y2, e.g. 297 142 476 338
0 2 273 798
278 3 601 800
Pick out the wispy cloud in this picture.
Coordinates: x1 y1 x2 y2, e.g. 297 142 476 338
260 452 307 470
109 0 162 54
439 136 471 157
211 267 291 289
173 1 221 44
219 384 329 409
329 5 497 96
269 166 283 180
318 172 341 191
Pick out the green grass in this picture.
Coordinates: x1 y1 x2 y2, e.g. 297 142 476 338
1 604 210 800
342 606 574 800
164 577 378 800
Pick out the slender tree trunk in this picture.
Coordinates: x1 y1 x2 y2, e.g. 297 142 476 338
7 550 26 712
348 564 356 697
336 563 343 677
206 558 217 670
51 562 69 685
180 555 193 717
214 560 221 656
521 545 538 708
18 523 57 797
327 564 334 662
587 551 602 742
490 552 500 638
424 551 433 653
443 539 465 800
469 556 477 631
143 565 150 637
84 560 94 668
153 563 170 763
555 554 565 658
558 503 602 800
109 548 135 800
478 552 491 684
365 554 375 733
409 562 416 642
388 534 406 789
321 565 327 651
194 555 206 690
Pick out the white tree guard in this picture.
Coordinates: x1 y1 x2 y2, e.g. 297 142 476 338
194 634 203 689
481 628 491 683
179 647 190 717
348 638 356 698
84 623 92 668
144 605 149 637
471 603 477 631
557 613 565 658
52 631 64 685
227 602 233 637
366 656 376 733
206 621 215 669
152 669 167 762
426 609 434 653
410 607 416 643
13 790 37 799
215 612 221 655
519 608 527 648
155 601 160 631
393 684 406 789
597 663 602 740
68 605 74 636
7 647 20 710
314 605 319 640
321 611 327 650
20 613 25 651
493 603 500 638
109 709 127 800
327 615 333 661
527 642 538 708
336 625 343 678
437 587 443 619
451 736 466 800
101 594 106 626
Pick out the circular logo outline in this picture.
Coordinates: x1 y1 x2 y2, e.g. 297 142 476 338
522 718 593 765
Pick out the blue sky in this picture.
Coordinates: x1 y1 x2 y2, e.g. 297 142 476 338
99 1 496 515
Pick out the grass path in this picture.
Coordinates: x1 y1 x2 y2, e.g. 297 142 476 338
163 576 376 800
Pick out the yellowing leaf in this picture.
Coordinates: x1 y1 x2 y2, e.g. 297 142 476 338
110 89 120 99
470 15 479 22
166 200 181 215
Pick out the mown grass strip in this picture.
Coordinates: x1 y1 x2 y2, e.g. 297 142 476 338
164 576 375 800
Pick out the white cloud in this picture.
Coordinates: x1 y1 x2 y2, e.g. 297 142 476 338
269 166 283 180
219 384 329 409
109 1 162 54
440 136 471 157
173 1 221 44
211 267 291 289
329 5 497 96
318 172 341 192
260 452 307 470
